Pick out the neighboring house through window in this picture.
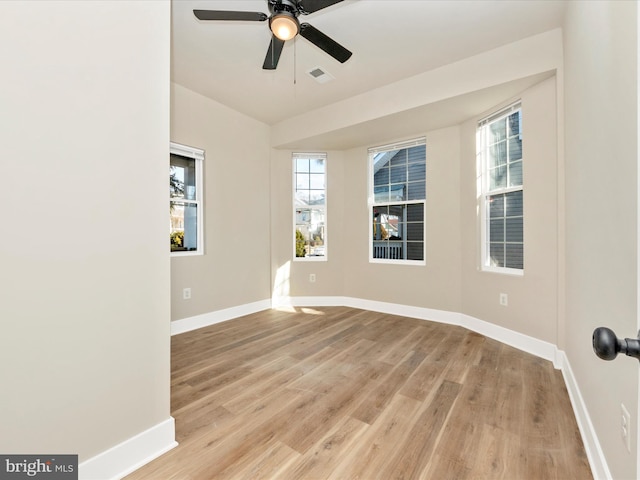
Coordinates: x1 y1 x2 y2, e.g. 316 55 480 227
294 153 326 260
477 102 523 273
170 142 204 255
369 138 426 263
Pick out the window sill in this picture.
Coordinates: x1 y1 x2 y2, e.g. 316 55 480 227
481 266 524 276
370 258 425 266
171 250 203 257
294 256 327 262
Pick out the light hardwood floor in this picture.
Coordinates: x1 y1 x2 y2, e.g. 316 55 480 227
125 306 592 480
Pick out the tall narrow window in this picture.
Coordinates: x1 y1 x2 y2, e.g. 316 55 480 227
170 142 204 255
369 138 426 263
294 153 326 260
477 102 523 273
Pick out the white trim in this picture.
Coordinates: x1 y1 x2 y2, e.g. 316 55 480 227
170 141 204 161
556 351 612 480
78 417 177 480
170 299 271 335
338 297 557 362
478 101 522 126
368 136 426 155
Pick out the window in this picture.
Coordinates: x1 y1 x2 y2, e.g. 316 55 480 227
294 153 326 260
369 138 426 263
170 142 203 255
477 102 523 273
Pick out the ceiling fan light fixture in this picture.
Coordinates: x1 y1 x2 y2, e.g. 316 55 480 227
270 12 299 41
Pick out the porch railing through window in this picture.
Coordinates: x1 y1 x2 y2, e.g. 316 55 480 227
373 241 403 259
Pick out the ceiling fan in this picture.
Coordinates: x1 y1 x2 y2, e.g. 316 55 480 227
194 0 352 70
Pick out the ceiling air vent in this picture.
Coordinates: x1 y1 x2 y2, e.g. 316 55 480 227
307 66 335 84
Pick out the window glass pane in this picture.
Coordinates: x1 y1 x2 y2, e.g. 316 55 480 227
388 205 403 217
296 173 309 190
506 217 523 242
309 173 324 190
407 181 425 201
489 243 505 267
407 222 424 241
407 162 426 182
295 208 325 257
373 207 396 240
505 190 523 217
508 160 523 187
374 186 390 203
407 242 424 261
489 118 506 143
508 137 522 162
374 166 390 186
490 218 505 242
407 146 424 163
390 165 407 183
505 243 524 269
490 142 507 168
308 191 325 206
489 166 507 190
295 158 309 172
508 111 521 137
489 195 504 218
170 201 198 252
389 184 405 201
407 203 423 222
170 154 196 199
295 190 310 206
389 150 407 166
309 158 324 173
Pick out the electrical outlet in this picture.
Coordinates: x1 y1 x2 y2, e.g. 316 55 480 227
621 403 631 453
499 293 508 306
183 287 191 300
309 273 316 283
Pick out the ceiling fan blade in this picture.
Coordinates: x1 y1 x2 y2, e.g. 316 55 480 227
299 23 352 63
263 35 286 70
193 10 268 22
298 0 344 14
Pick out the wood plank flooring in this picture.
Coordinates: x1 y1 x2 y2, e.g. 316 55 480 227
125 307 592 480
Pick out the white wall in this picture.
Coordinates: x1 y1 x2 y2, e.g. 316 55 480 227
564 2 638 479
171 83 272 321
0 0 172 467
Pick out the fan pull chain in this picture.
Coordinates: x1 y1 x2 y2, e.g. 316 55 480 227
293 36 297 85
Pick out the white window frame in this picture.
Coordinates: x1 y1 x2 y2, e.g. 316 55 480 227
170 141 204 257
293 152 327 262
368 137 426 266
477 102 523 275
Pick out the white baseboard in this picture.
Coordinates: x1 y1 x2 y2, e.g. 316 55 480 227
78 417 177 480
169 296 610 479
340 297 557 363
171 299 271 335
556 351 611 480
291 296 607 477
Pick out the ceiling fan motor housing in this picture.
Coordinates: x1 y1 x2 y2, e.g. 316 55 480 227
268 0 300 17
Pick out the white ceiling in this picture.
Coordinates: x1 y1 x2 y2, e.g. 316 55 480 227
172 0 566 128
